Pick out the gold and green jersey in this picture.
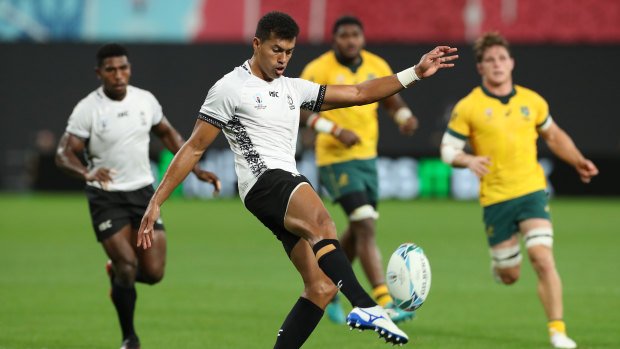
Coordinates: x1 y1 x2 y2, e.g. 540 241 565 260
300 50 393 166
447 85 551 206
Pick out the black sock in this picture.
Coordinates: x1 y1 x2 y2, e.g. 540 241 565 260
274 297 324 349
111 281 138 340
313 239 376 308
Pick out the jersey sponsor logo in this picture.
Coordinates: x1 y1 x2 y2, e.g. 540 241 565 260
254 93 266 110
485 107 493 121
98 219 113 232
287 94 295 110
117 111 128 117
520 106 531 121
100 118 109 133
520 106 530 116
269 91 279 98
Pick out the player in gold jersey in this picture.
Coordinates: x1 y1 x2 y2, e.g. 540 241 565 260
299 15 418 324
440 32 598 349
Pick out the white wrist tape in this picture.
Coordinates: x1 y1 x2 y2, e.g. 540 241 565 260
307 113 341 136
394 107 413 125
440 132 466 165
396 65 420 88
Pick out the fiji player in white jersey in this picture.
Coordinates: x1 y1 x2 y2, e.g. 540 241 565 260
55 44 220 349
138 12 457 348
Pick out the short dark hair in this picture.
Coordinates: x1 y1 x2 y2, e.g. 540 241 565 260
473 32 511 63
255 11 299 42
96 43 129 67
332 15 363 35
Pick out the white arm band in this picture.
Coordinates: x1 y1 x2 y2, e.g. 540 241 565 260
537 115 553 132
440 132 466 165
306 113 342 136
394 107 413 125
396 65 420 88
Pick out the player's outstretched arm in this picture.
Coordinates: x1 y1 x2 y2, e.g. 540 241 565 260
138 120 221 249
539 121 599 183
55 132 117 190
320 46 458 111
152 116 221 194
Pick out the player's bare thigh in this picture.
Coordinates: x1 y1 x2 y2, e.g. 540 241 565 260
284 183 338 245
519 218 552 234
101 225 165 283
135 228 166 283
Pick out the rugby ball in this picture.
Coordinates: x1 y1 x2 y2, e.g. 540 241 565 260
386 243 431 311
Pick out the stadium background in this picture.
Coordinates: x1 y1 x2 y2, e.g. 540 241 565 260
1 0 619 198
1 1 619 349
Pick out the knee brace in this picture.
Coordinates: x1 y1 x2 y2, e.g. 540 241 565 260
490 244 522 269
348 204 379 222
524 227 554 249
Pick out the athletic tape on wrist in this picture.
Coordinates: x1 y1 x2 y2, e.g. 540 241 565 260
395 107 413 125
396 65 420 88
308 114 340 135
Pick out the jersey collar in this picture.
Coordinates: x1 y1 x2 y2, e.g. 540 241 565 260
97 86 131 103
334 51 363 74
480 84 516 105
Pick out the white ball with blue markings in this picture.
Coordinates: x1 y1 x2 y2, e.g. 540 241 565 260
386 243 431 311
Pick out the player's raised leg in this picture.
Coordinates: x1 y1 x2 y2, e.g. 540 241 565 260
101 225 141 349
284 184 408 344
520 218 576 349
274 240 336 348
489 234 522 285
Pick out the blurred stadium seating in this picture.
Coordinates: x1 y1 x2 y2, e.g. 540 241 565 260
1 0 618 196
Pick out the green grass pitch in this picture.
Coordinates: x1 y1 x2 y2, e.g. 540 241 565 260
0 194 618 348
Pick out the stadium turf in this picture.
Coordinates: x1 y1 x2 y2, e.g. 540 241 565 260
0 194 618 348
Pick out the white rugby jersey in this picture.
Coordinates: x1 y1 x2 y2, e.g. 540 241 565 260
199 61 326 201
65 85 163 191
